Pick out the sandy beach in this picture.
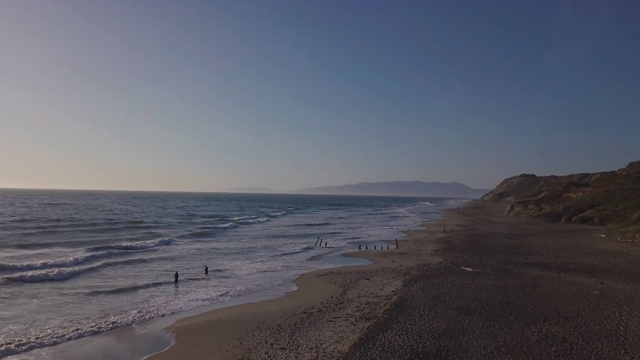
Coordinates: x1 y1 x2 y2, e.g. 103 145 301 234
150 200 640 359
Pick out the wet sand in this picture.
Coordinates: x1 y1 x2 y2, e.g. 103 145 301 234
151 201 640 359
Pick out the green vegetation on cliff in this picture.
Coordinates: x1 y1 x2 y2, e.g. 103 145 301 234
482 161 640 240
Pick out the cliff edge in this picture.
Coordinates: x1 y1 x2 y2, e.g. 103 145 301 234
482 161 640 240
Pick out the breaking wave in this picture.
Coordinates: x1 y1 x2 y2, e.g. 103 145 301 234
1 258 157 283
87 238 172 252
0 251 129 272
267 211 287 217
235 218 269 225
213 222 237 229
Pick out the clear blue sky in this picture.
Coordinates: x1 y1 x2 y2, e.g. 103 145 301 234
1 0 638 192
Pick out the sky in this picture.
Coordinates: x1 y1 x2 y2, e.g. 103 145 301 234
1 0 639 192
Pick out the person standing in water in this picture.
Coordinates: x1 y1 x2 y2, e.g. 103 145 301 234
174 271 179 283
204 265 208 275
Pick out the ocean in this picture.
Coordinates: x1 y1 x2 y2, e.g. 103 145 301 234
0 189 465 359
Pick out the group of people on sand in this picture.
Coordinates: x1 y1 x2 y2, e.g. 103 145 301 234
174 265 208 284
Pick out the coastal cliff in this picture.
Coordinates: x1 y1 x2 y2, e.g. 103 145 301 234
482 161 640 240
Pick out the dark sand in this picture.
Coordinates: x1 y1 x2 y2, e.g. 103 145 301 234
344 201 640 359
152 201 640 359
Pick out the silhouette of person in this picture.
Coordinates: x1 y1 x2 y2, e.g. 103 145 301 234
174 271 179 283
204 265 208 275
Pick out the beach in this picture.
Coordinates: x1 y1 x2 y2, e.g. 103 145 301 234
148 225 438 360
151 200 640 359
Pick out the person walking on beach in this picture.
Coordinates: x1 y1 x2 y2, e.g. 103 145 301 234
174 271 179 283
204 265 208 275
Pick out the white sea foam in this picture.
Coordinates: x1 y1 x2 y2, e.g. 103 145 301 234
213 222 237 229
0 288 235 358
87 238 172 252
235 217 269 225
267 211 287 217
3 266 91 283
228 216 256 221
0 250 138 273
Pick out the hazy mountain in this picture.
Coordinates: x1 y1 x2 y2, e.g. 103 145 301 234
297 181 489 198
223 187 274 193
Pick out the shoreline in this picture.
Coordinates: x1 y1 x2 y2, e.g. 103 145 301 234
148 203 466 359
150 200 640 359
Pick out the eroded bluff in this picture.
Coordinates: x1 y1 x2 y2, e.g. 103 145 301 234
482 161 640 240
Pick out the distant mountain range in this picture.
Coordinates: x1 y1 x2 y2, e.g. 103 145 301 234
224 182 489 198
223 187 274 193
297 181 489 198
